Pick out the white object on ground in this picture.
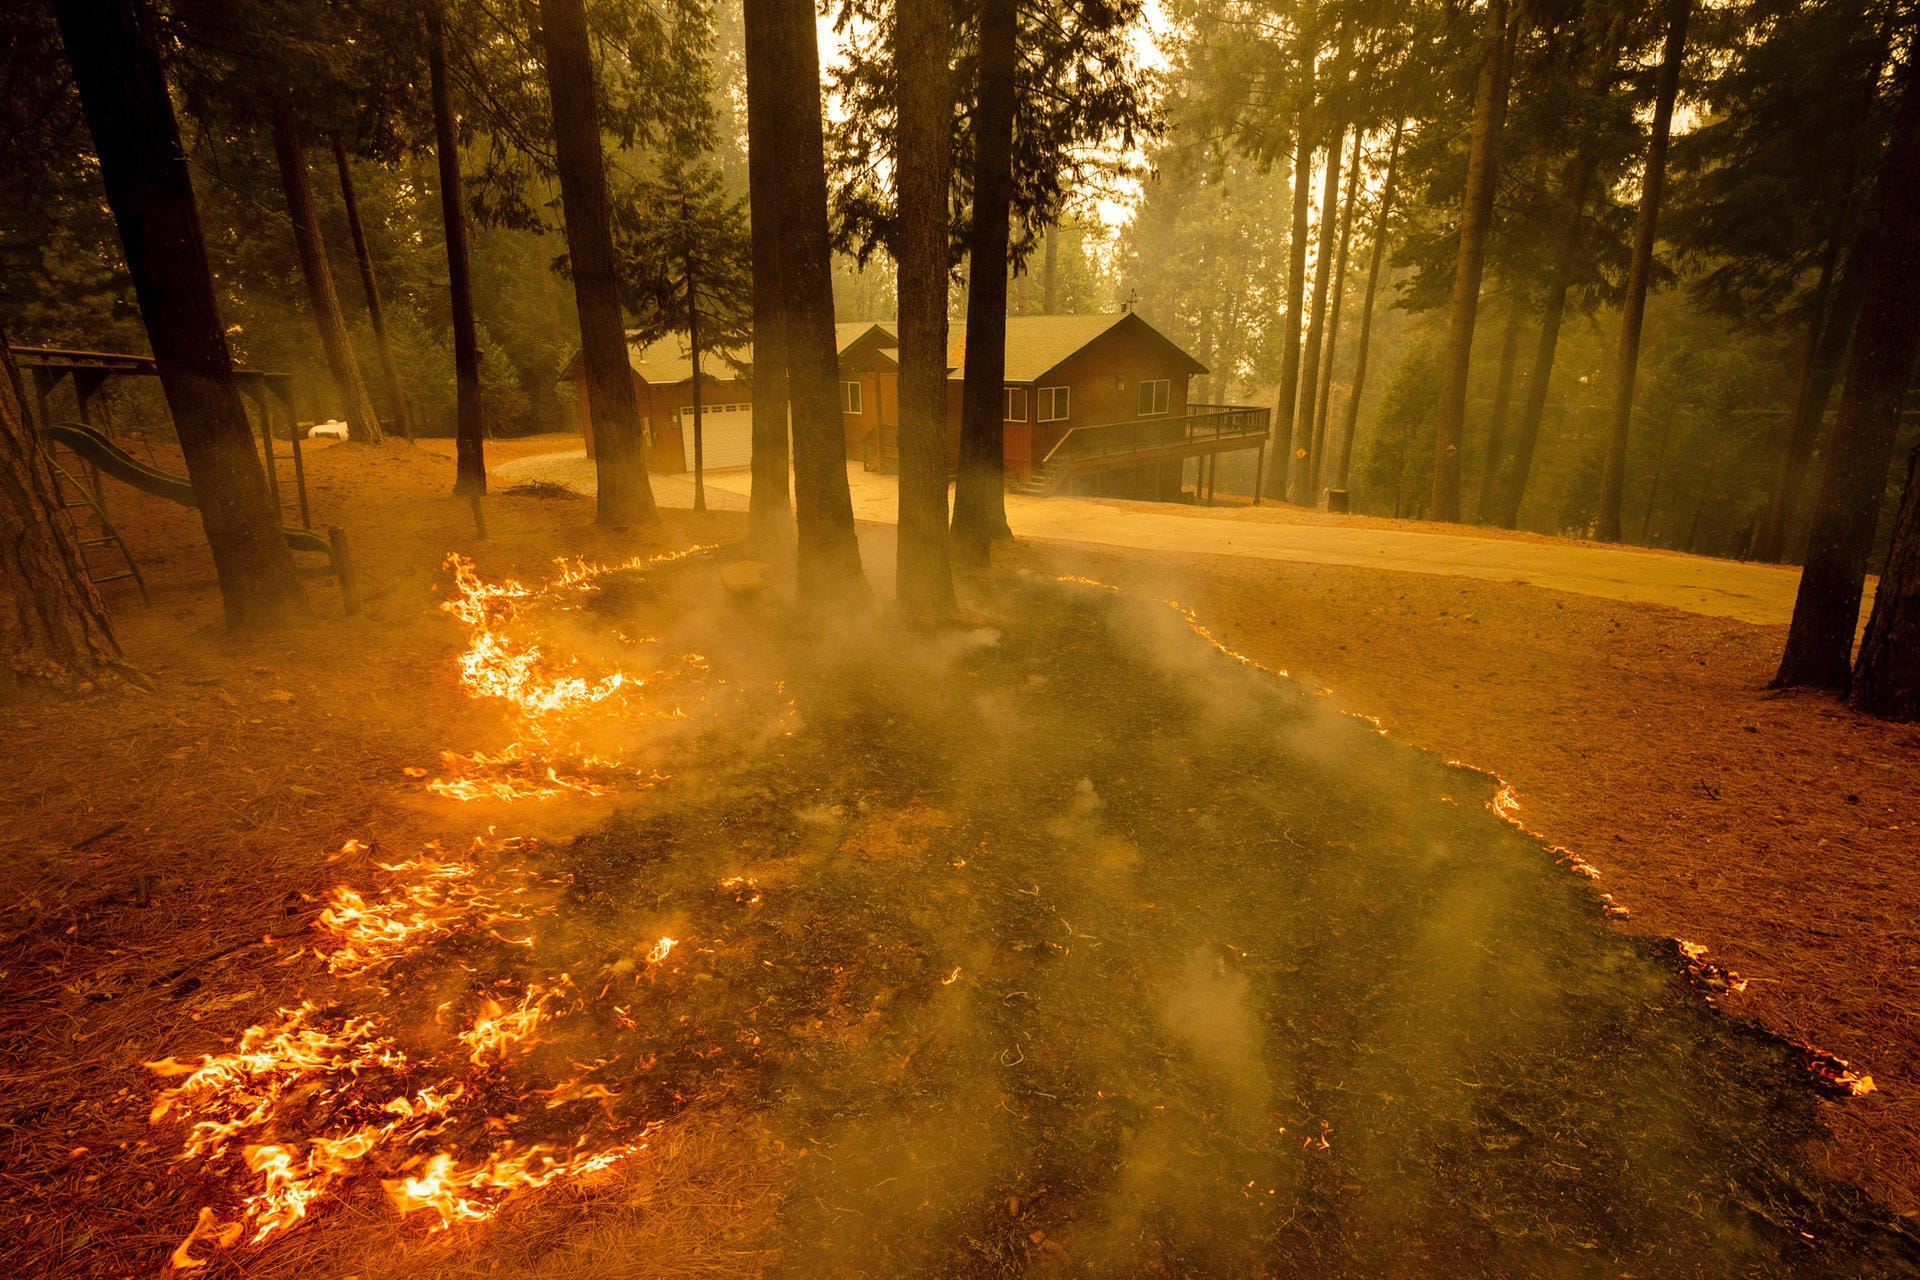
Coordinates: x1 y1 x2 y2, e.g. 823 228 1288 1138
307 420 349 441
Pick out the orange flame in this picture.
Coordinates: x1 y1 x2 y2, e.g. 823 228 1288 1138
426 550 714 802
149 840 667 1267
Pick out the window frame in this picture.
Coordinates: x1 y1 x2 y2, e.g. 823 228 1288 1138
1136 377 1170 417
1004 386 1028 423
841 380 864 415
1036 385 1071 423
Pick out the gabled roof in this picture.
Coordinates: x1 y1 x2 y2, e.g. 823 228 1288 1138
560 312 1204 386
947 312 1207 383
621 333 749 385
836 321 895 353
561 323 892 386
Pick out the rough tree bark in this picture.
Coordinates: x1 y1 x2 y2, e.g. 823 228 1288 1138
269 105 382 445
1309 126 1363 498
742 0 791 545
685 214 707 514
1750 236 1866 562
53 0 308 628
894 0 957 619
1596 0 1689 543
538 0 656 526
748 0 864 597
1430 0 1513 524
0 332 136 701
1748 31 1890 564
1266 108 1314 502
951 0 1019 561
1475 298 1524 522
1853 444 1920 719
429 2 487 498
331 136 412 442
1295 126 1344 503
1777 52 1920 693
1333 119 1401 493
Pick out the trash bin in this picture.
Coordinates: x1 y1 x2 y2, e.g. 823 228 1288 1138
1325 488 1350 513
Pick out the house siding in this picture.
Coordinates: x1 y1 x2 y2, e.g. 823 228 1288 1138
1027 324 1194 466
574 315 1205 492
572 364 750 473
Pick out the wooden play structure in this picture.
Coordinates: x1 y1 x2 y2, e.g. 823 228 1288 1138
13 346 354 611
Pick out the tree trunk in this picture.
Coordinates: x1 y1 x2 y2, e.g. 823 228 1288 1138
1751 233 1866 562
331 136 412 442
1430 0 1513 524
429 2 487 498
742 0 791 544
1597 0 1689 542
1042 222 1059 313
1334 119 1402 492
1497 166 1591 531
1266 109 1313 502
1194 306 1216 407
1777 52 1920 693
950 0 1019 560
1493 15 1625 530
1639 412 1672 542
687 232 706 514
537 0 653 524
270 105 383 444
894 0 956 619
749 0 864 596
1310 126 1362 498
0 330 135 701
1475 297 1524 521
53 0 308 628
1293 126 1344 506
1305 124 1367 495
1853 444 1920 718
1749 29 1891 564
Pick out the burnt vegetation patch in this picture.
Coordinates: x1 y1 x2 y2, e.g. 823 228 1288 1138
535 575 1920 1278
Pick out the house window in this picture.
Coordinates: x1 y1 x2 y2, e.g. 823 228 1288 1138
1137 378 1170 417
1005 387 1027 422
1036 386 1070 423
841 381 863 414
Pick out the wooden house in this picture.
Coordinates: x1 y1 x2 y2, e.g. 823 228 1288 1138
565 312 1268 502
564 323 885 474
852 312 1267 501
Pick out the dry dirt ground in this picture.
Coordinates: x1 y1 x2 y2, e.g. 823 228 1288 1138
2 434 1916 1276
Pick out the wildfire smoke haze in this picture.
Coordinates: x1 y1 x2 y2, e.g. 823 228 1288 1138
127 559 1915 1276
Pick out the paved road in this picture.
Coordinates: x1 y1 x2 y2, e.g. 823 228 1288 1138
494 450 1821 626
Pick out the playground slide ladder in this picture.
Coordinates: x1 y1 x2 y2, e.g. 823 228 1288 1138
46 457 150 605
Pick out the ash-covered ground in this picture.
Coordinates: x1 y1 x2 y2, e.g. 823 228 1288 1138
519 563 1919 1279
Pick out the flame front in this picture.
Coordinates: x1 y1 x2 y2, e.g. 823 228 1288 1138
428 548 714 802
147 549 749 1266
148 840 672 1266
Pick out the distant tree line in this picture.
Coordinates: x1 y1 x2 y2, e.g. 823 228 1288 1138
1117 0 1920 714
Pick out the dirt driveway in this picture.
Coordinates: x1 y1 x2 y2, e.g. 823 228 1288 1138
497 445 1833 626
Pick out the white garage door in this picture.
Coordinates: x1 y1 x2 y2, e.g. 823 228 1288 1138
678 402 754 471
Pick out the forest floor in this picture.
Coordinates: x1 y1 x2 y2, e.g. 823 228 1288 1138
1 433 1916 1278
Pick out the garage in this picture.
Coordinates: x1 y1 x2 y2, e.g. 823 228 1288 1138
677 402 753 471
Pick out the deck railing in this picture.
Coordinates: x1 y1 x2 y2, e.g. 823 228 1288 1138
1039 403 1270 469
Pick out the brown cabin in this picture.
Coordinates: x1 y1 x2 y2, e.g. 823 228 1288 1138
849 312 1258 501
562 323 890 474
564 313 1267 502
